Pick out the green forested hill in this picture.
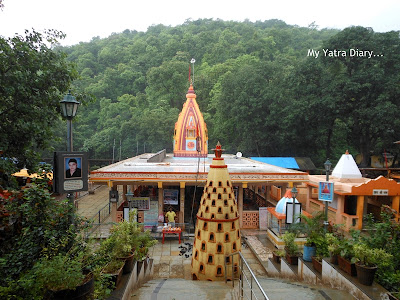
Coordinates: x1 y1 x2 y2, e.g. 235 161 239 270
55 19 400 167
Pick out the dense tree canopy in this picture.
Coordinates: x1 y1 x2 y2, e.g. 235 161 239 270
50 19 400 168
0 29 77 174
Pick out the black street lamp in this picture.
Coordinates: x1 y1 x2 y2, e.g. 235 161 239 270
324 159 332 231
60 91 80 225
291 186 298 224
60 91 80 152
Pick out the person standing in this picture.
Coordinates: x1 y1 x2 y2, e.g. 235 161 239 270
165 207 176 227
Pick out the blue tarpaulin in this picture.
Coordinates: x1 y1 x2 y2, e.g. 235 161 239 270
250 157 300 169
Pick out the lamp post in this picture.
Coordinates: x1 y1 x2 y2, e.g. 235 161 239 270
60 91 80 225
60 91 80 152
291 186 298 224
324 159 332 232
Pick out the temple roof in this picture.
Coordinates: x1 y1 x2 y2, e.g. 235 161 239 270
332 150 362 179
90 151 308 185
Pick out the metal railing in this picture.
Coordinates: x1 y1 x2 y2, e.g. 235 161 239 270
225 251 269 300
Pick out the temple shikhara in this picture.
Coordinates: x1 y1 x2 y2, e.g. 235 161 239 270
191 142 241 281
173 84 208 158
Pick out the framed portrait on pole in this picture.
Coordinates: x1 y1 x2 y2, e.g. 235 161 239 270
54 151 88 194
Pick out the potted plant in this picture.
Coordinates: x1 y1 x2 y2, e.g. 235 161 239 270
272 249 285 264
282 232 301 265
326 233 341 265
289 211 325 262
32 252 94 300
338 238 357 276
351 243 393 286
102 259 125 287
310 235 329 273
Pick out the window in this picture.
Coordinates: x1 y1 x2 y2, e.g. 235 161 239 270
226 181 230 187
218 181 222 187
217 243 223 253
209 233 215 242
225 213 229 219
226 256 231 264
225 233 230 242
224 200 228 206
195 250 199 260
234 263 239 273
213 187 217 193
212 200 215 206
209 181 213 187
231 222 235 230
230 206 234 213
216 266 223 276
207 255 214 264
207 193 211 199
211 213 215 219
218 194 222 199
200 263 205 274
232 242 237 251
197 230 201 238
205 206 209 212
223 188 227 193
218 207 222 213
217 223 222 232
201 242 206 251
203 222 208 230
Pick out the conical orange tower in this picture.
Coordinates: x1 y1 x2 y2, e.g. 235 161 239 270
191 142 241 281
173 84 208 157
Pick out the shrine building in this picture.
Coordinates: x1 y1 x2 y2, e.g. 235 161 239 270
306 150 400 231
89 84 308 229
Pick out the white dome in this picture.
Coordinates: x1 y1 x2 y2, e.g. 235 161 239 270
275 196 299 214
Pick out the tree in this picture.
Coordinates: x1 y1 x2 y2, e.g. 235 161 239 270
0 29 78 175
321 27 400 166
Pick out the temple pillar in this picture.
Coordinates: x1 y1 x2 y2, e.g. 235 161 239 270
122 185 127 202
306 185 311 212
392 195 400 222
238 182 246 228
109 181 118 223
180 182 185 224
264 185 269 203
356 195 365 230
158 182 164 218
336 195 345 225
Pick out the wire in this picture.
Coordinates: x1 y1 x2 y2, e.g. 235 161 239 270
189 151 202 230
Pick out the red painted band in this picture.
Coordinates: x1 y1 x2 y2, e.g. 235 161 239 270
196 215 239 222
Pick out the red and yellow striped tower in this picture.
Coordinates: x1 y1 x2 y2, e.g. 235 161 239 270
191 142 241 281
173 84 208 157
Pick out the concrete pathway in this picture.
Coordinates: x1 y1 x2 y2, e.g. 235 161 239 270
74 192 354 299
131 237 353 300
76 185 110 219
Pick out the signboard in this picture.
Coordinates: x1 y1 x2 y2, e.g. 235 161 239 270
373 189 388 196
54 151 88 194
143 200 159 229
318 181 334 202
285 203 302 224
164 189 179 205
125 195 150 210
